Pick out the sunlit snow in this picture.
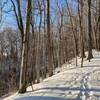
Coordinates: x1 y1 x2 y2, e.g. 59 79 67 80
3 50 100 100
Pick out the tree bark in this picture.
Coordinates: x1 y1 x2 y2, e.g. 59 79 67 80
97 0 100 50
46 0 53 76
87 0 93 61
66 0 78 66
19 0 31 93
77 0 85 67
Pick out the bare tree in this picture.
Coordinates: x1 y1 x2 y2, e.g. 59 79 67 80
19 0 31 93
46 0 53 76
65 0 78 66
87 0 93 61
96 0 100 50
77 0 85 67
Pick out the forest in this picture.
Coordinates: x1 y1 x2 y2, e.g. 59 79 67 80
0 0 100 99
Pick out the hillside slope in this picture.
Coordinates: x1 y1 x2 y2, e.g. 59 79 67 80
3 51 100 100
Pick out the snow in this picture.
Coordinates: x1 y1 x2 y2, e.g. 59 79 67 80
2 50 100 100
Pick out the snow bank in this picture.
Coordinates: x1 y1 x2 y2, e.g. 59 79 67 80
3 50 100 100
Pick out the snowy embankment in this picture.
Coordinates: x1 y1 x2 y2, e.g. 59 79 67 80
2 50 100 100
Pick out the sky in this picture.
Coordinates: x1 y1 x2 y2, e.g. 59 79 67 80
0 0 16 30
0 0 77 31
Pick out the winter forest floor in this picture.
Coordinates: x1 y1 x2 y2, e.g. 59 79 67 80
2 50 100 100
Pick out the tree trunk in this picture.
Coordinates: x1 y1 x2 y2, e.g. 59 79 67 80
46 0 53 76
97 0 100 50
66 0 78 66
31 24 36 84
19 0 31 93
77 0 85 67
87 0 93 61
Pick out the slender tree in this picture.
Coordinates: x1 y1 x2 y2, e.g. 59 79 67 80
19 0 31 93
97 0 100 50
46 0 53 76
35 0 42 83
87 0 93 61
77 0 85 67
66 0 78 66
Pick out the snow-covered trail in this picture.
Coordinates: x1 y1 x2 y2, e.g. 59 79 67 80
3 51 100 100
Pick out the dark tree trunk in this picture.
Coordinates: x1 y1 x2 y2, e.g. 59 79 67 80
97 1 100 50
46 0 53 76
19 0 31 93
87 0 93 61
